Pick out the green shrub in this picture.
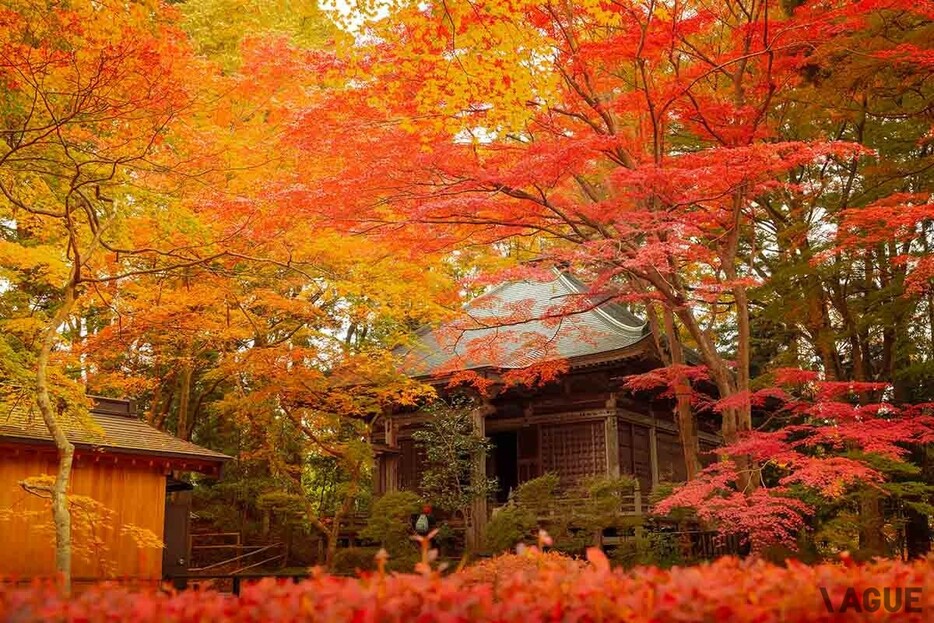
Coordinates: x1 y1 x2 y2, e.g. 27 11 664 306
576 475 640 534
484 505 536 553
331 547 380 575
514 472 560 515
644 531 683 568
431 520 463 556
486 474 645 556
411 398 497 521
484 473 563 553
359 491 421 559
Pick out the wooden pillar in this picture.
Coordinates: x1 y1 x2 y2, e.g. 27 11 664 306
605 416 620 478
605 393 619 478
648 425 660 490
384 416 399 493
467 402 493 552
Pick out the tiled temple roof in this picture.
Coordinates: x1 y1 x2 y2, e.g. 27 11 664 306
400 270 651 378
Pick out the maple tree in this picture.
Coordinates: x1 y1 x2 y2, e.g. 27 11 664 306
179 0 342 70
737 2 934 553
63 9 460 569
292 0 830 478
282 0 934 553
0 0 457 583
654 370 934 552
0 0 229 590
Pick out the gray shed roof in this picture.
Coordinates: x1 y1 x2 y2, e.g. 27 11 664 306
399 270 650 378
0 396 230 464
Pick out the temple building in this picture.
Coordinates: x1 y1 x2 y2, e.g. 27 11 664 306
374 270 719 545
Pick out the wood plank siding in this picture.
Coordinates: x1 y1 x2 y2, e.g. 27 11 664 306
0 449 166 579
618 420 653 491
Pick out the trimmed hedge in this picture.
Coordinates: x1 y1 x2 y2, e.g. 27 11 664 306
457 550 586 585
2 550 932 622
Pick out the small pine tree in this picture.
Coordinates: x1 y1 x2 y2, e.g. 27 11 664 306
411 397 497 527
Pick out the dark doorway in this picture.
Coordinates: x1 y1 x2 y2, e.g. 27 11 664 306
489 431 518 504
517 426 541 484
163 481 193 578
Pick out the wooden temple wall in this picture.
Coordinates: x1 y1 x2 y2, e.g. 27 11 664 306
0 447 166 580
373 368 721 546
379 406 718 499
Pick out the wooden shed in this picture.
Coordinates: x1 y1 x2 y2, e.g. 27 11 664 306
0 396 229 582
377 270 720 544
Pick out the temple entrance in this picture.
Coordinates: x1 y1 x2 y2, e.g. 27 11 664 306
488 427 545 505
516 426 541 484
489 431 518 504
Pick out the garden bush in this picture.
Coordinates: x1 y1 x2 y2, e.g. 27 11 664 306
3 549 933 621
485 474 645 556
610 532 684 569
484 504 536 553
457 550 586 585
354 490 423 572
330 547 381 575
358 491 421 557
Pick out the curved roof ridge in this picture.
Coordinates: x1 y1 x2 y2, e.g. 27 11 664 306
398 269 652 378
553 271 647 333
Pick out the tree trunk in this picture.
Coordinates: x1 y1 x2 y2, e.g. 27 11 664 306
858 488 887 558
35 281 78 594
325 530 338 568
668 301 760 491
324 461 362 568
723 241 753 440
153 381 176 431
722 258 755 490
905 444 932 559
905 506 931 560
803 275 841 380
176 362 193 441
661 308 701 479
147 380 163 425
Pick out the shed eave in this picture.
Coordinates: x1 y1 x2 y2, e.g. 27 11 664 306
0 435 231 467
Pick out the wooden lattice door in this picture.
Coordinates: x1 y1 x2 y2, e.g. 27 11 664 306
541 420 607 484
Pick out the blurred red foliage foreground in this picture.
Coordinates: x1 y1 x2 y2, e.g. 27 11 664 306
3 550 934 622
